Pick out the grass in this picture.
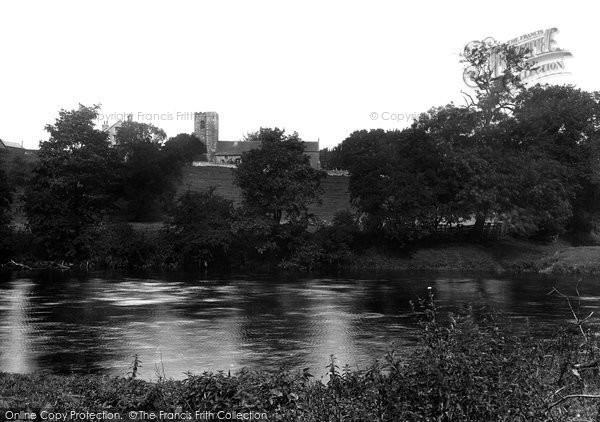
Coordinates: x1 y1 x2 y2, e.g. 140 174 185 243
537 246 600 274
348 239 571 273
179 166 352 222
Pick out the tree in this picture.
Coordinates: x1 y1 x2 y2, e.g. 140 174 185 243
114 121 181 221
0 149 13 217
24 105 119 260
0 157 13 261
511 85 600 236
412 103 574 238
342 128 465 244
326 129 388 172
234 128 326 225
115 120 167 146
319 147 347 170
166 188 233 267
461 38 531 126
342 99 576 243
460 38 534 236
163 133 206 165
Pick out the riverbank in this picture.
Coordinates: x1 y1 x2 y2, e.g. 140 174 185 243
0 309 596 420
4 237 600 275
349 238 600 274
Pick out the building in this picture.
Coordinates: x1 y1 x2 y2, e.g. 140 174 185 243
0 139 24 149
0 139 36 157
101 114 132 144
101 121 122 144
193 112 320 169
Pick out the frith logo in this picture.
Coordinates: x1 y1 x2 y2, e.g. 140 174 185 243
463 28 572 87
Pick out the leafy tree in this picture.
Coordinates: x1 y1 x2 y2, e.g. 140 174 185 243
342 128 465 244
412 104 573 238
114 121 181 221
234 128 326 225
319 147 347 170
0 149 13 214
410 105 500 232
326 129 388 172
0 158 13 261
343 99 577 243
512 85 600 237
163 133 206 164
460 39 533 235
4 154 35 187
115 120 167 146
166 188 233 267
24 105 119 260
311 210 360 266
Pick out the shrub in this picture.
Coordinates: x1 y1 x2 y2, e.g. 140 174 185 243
91 223 160 269
164 189 234 269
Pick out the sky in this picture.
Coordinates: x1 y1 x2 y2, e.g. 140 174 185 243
0 0 597 150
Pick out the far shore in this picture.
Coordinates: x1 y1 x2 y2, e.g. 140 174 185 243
348 238 600 275
3 238 600 276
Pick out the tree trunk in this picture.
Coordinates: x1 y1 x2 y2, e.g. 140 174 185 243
471 213 486 240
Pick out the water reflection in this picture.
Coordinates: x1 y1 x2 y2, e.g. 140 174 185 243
0 280 37 373
0 272 591 379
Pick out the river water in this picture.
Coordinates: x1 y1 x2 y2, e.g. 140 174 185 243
0 272 594 380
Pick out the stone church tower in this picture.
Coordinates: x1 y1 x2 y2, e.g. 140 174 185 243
194 112 219 162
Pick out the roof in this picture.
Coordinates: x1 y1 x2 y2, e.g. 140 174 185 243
215 141 262 156
106 120 123 132
215 140 320 156
0 139 23 149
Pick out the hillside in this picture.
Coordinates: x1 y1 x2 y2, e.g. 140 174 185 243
180 165 352 222
0 156 353 225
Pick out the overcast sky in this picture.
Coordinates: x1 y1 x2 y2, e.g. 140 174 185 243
0 0 596 150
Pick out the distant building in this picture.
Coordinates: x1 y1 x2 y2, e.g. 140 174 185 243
0 139 24 149
0 139 36 157
193 112 320 169
101 113 132 144
101 121 122 144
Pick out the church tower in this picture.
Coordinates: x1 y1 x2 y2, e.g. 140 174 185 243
194 112 219 162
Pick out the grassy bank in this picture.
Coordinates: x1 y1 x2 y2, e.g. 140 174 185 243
5 234 599 275
349 239 587 274
180 166 352 222
1 304 599 420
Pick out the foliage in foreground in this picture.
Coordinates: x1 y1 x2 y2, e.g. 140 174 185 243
2 294 600 421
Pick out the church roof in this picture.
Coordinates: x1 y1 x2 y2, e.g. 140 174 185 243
215 140 320 156
215 141 261 155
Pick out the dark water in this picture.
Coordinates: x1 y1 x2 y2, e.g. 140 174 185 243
0 272 596 380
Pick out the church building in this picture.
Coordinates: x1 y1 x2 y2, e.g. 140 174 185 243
193 112 320 169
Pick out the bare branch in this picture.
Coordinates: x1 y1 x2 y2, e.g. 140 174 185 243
548 394 600 410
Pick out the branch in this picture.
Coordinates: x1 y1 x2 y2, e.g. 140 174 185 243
548 394 600 410
461 90 476 108
547 287 590 342
9 260 32 270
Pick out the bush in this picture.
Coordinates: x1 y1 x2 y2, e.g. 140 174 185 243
91 223 161 269
280 211 360 271
163 189 234 269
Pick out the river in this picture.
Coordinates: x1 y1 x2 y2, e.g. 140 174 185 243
0 272 593 380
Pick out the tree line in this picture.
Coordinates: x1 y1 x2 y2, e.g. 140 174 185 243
0 112 339 270
333 84 600 246
324 40 600 247
1 39 600 270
